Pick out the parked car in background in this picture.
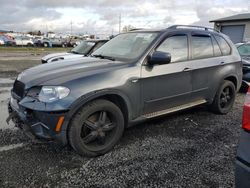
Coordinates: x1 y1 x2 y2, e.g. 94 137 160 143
8 25 242 157
49 38 65 47
0 35 16 46
235 87 250 187
236 43 250 91
41 39 108 63
33 37 52 47
0 37 4 45
63 37 81 47
15 36 34 46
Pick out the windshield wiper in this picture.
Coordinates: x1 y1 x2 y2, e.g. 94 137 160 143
92 54 115 61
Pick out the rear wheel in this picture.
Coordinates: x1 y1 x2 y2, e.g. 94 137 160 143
210 80 236 114
68 99 124 157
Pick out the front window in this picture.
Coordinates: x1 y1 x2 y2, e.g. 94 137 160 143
156 35 188 63
238 44 250 56
92 32 158 62
71 41 96 55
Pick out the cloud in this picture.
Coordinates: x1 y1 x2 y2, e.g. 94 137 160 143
0 0 249 35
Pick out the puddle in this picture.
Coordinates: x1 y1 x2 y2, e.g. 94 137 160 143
0 78 15 84
0 143 26 152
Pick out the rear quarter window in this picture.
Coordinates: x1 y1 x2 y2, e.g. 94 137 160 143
211 36 222 57
214 35 231 55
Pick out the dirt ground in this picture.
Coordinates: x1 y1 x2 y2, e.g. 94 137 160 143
0 50 245 187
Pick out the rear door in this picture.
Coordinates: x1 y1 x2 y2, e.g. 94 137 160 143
188 33 223 101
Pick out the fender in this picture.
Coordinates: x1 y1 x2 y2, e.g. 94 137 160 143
64 88 133 123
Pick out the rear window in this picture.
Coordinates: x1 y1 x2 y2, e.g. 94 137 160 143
214 35 231 55
191 35 213 59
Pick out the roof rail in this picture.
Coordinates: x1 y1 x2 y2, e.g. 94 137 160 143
168 25 220 33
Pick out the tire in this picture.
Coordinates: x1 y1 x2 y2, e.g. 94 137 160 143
68 99 124 157
210 80 236 114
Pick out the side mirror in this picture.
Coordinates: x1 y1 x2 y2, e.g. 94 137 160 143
148 51 171 66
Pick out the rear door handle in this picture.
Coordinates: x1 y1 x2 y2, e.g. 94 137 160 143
220 62 225 65
183 67 192 72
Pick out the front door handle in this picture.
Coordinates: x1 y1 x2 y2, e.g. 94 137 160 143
183 67 192 72
220 61 225 65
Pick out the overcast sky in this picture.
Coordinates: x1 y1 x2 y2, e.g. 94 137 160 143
0 0 249 35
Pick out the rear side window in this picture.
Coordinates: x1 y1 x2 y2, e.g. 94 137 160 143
156 35 188 63
191 35 213 59
214 35 231 55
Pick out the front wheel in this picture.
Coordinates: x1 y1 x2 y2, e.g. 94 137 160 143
210 80 236 114
68 99 124 157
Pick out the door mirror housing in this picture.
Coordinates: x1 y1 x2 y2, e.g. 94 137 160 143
148 51 171 66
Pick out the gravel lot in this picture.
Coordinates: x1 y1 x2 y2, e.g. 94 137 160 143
0 51 245 187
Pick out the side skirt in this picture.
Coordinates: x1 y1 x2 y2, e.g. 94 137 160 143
128 99 207 126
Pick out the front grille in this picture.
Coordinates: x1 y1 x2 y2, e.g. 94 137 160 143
13 80 25 98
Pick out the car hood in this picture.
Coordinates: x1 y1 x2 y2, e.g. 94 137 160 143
42 52 81 61
17 57 128 88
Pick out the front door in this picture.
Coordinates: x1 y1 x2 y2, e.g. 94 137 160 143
141 34 192 114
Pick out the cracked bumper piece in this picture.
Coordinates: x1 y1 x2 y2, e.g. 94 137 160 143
7 100 68 145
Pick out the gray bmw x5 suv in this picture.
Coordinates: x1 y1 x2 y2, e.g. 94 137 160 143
7 25 242 157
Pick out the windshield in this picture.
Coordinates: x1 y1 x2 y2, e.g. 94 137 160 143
92 32 158 62
238 44 250 56
71 41 96 55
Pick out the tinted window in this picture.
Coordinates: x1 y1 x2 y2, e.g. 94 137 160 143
212 36 222 56
214 35 231 55
191 36 213 59
156 35 188 63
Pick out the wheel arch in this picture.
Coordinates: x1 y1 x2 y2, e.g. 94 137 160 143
67 90 132 128
224 75 238 90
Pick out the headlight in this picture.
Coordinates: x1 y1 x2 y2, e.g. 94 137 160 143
38 86 70 103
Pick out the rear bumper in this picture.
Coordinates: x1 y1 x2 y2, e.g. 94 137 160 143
235 158 250 188
8 101 68 145
235 130 250 187
243 72 250 82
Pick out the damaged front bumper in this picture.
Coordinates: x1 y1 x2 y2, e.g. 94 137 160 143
7 96 69 145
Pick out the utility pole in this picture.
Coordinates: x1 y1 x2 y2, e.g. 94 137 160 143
70 20 73 36
119 14 121 33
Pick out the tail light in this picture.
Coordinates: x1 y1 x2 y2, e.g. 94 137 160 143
243 86 250 131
